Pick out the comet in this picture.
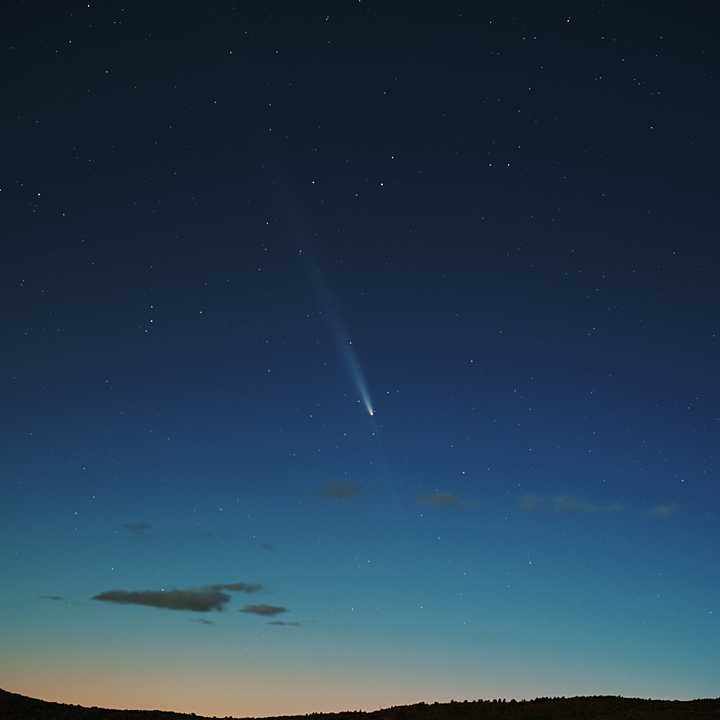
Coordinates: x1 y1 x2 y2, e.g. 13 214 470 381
325 305 375 418
344 340 374 417
306 259 375 418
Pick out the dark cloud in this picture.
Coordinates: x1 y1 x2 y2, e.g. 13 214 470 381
122 521 152 536
520 494 624 514
267 620 300 627
93 587 230 612
40 595 65 601
213 582 263 593
240 604 287 617
320 481 360 499
418 492 461 508
93 579 264 613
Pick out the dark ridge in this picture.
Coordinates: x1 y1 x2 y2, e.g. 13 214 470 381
2 688 720 720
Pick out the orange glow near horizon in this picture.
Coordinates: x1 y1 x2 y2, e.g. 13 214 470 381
1 663 528 718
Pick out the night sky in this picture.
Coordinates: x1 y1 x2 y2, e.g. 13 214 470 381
2 1 719 717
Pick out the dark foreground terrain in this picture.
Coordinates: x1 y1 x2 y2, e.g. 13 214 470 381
1 688 719 720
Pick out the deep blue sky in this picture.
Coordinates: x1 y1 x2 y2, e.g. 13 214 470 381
2 1 719 716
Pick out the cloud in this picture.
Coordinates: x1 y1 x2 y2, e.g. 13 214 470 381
240 604 287 617
418 492 461 508
190 618 215 625
213 582 263 593
320 481 360 499
650 503 678 518
267 620 301 627
520 494 624 514
194 529 216 539
551 495 624 514
92 578 265 613
259 543 275 552
40 595 65 601
93 587 230 612
519 494 542 512
122 521 152 536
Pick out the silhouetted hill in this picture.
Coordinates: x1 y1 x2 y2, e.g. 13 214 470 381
1 688 719 720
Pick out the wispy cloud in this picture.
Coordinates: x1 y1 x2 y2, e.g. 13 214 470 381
240 604 287 617
520 494 624 514
122 521 152 536
418 492 461 508
320 481 360 499
40 595 65 601
213 582 263 593
190 618 215 625
650 503 678 518
268 620 300 627
194 529 216 540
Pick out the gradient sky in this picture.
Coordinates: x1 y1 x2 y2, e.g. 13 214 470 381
2 1 719 717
